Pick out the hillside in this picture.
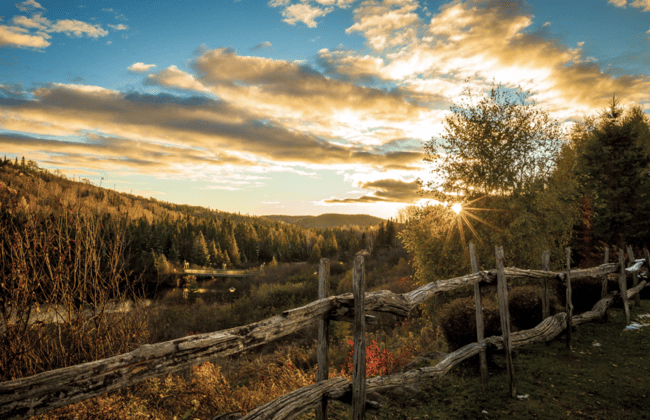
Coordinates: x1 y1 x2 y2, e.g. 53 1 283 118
0 158 384 276
263 213 385 229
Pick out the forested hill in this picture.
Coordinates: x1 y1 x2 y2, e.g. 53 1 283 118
263 213 385 229
0 158 386 281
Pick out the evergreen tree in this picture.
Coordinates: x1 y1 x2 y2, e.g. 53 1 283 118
309 244 322 264
193 231 210 267
221 226 241 265
168 235 181 263
208 240 222 268
576 99 650 246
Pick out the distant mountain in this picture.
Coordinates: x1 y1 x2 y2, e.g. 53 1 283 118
263 213 385 229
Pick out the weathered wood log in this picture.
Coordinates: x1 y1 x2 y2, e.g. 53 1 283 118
618 249 631 326
541 250 551 346
242 377 350 420
316 258 330 420
352 255 366 420
601 248 610 301
541 250 551 321
0 261 624 419
627 246 641 307
566 248 574 350
469 243 487 391
495 246 515 397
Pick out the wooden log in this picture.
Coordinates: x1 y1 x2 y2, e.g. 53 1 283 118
541 250 551 346
627 246 640 307
316 258 330 420
469 243 488 391
565 248 573 350
352 255 366 420
601 247 610 322
495 246 515 398
601 247 610 300
242 377 350 420
541 250 551 320
618 249 631 326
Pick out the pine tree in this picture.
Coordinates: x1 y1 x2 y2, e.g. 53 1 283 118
193 231 210 267
208 240 222 268
577 98 650 246
309 244 322 264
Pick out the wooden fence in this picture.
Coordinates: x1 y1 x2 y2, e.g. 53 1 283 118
0 244 648 420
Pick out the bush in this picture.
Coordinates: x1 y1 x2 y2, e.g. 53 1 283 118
555 277 622 313
508 285 559 330
437 296 501 350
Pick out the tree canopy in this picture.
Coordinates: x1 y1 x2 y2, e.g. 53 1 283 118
570 98 650 249
424 82 563 197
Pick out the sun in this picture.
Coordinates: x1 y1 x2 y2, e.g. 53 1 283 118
443 196 502 257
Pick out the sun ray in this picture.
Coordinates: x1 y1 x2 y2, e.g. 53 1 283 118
459 213 482 244
463 210 502 231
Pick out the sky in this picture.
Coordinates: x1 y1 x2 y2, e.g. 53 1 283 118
1 0 650 219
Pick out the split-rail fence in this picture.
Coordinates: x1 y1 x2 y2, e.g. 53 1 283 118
0 244 648 420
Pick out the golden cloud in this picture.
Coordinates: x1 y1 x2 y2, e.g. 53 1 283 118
0 83 423 181
333 0 650 119
346 0 421 50
0 24 50 48
128 62 157 73
325 179 421 203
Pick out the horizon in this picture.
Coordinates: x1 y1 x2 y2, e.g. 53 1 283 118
2 0 650 219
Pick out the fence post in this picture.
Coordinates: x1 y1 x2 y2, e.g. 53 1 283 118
602 247 610 299
541 250 551 346
627 246 640 307
541 250 551 320
470 243 488 391
600 247 610 323
495 246 515 398
352 255 366 420
316 258 330 420
565 248 573 350
618 249 631 325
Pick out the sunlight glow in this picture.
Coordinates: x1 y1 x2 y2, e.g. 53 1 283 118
452 203 462 214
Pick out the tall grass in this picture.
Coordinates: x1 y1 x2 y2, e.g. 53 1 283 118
0 192 148 381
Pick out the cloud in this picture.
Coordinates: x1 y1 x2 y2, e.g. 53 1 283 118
108 23 128 31
250 41 273 51
0 24 50 48
15 0 44 13
333 0 650 120
144 65 209 91
0 83 423 185
184 47 438 145
609 0 650 11
6 7 108 48
283 3 333 27
48 19 108 38
317 48 387 82
325 179 421 203
346 0 421 50
268 0 353 28
128 62 157 73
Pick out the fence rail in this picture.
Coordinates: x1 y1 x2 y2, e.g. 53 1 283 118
0 246 646 420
